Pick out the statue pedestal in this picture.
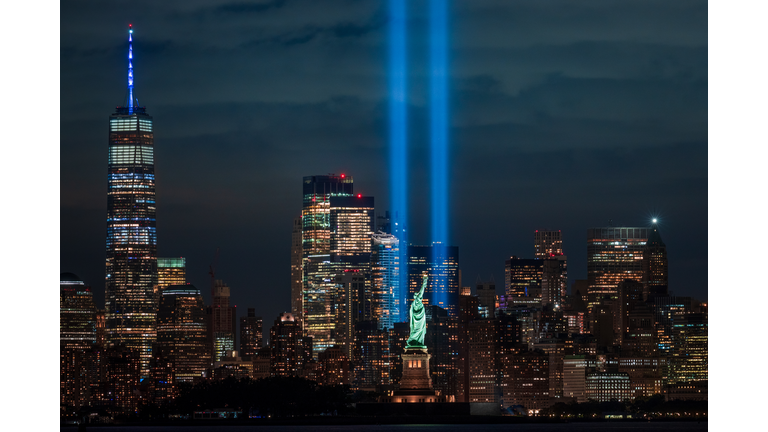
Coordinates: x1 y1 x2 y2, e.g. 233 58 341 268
400 347 432 391
381 347 452 403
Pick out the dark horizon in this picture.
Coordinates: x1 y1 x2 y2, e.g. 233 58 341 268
60 0 708 327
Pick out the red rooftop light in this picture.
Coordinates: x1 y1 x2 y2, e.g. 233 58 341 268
357 194 362 198
341 174 345 178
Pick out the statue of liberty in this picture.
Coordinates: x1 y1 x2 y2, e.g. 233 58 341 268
406 273 428 349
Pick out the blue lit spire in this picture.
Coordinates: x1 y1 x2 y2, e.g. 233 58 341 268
127 24 134 113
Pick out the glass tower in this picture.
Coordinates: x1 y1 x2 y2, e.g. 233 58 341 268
301 175 353 358
105 24 158 377
371 232 401 329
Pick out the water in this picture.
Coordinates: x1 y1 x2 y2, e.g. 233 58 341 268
62 422 707 432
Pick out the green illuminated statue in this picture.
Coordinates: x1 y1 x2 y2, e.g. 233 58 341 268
406 273 428 349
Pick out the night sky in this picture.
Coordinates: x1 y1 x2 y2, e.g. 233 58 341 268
60 0 708 331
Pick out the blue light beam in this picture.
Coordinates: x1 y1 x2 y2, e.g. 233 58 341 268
430 0 449 307
389 0 409 321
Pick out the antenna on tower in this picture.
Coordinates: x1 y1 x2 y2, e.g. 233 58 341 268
127 24 135 113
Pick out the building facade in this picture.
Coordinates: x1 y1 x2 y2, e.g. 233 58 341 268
210 280 236 362
301 175 354 357
156 285 209 384
105 24 158 377
157 257 186 290
239 308 263 358
371 232 401 329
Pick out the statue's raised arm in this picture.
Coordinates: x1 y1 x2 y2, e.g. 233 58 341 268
406 273 429 349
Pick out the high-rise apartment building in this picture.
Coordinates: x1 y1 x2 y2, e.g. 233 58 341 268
586 226 649 310
156 285 209 384
407 244 460 318
157 257 186 289
239 308 263 358
269 312 312 377
371 232 401 329
302 174 354 357
105 25 158 377
534 230 563 258
210 280 236 362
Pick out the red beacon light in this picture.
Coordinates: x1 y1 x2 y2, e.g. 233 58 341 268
357 194 362 198
341 174 345 178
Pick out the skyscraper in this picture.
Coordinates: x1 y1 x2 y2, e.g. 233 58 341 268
476 276 496 318
60 273 97 350
156 285 209 384
371 232 401 329
105 24 158 377
302 175 354 357
504 257 543 307
239 308 263 358
60 273 97 411
210 280 236 362
586 226 649 311
407 244 460 318
534 230 563 258
157 257 186 290
642 222 669 298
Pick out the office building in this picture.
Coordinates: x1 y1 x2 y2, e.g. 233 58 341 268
210 280 236 362
301 174 353 357
468 315 521 403
239 308 263 358
586 226 649 311
352 320 391 391
534 230 563 258
541 256 567 308
156 285 209 384
105 24 158 377
618 357 666 398
476 276 496 318
456 291 479 402
60 273 97 350
642 222 669 298
585 371 632 403
157 257 186 289
502 350 550 414
425 306 459 399
371 232 401 329
333 270 371 358
669 312 708 384
504 257 543 307
408 244 460 318
562 355 587 403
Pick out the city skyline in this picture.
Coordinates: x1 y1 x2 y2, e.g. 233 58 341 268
60 1 707 335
